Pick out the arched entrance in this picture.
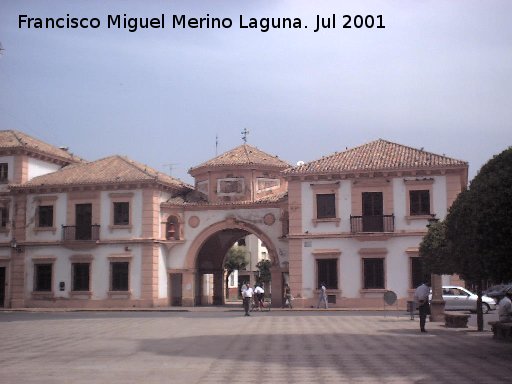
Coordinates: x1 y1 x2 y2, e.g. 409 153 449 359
183 218 283 306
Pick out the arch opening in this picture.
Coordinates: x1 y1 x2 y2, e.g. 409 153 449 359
184 220 282 307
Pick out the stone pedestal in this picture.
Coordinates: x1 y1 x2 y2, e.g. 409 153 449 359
429 273 445 322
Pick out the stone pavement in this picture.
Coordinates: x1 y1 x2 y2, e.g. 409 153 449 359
0 308 510 384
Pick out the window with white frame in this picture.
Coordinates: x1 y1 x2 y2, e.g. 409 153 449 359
34 196 57 229
311 183 340 225
37 205 54 227
404 179 434 218
363 258 385 289
113 202 130 225
316 194 336 219
111 261 129 291
409 190 430 216
34 263 53 291
72 263 90 291
317 258 338 289
109 193 133 228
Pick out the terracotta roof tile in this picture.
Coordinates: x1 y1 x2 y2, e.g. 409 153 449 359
0 130 83 163
12 155 192 190
189 144 290 174
284 139 468 175
164 191 288 207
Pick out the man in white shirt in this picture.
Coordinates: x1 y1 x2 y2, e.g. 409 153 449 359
241 282 254 316
254 284 265 311
414 281 431 333
498 291 512 322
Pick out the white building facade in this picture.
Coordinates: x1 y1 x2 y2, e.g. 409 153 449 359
0 131 467 309
284 140 467 308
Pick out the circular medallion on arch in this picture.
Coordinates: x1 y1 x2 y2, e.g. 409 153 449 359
263 213 276 226
188 215 200 228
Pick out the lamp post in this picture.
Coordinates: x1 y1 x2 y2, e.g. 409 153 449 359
427 215 445 322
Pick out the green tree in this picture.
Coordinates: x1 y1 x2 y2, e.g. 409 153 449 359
464 147 512 283
442 147 512 330
224 246 248 299
256 259 271 285
419 220 454 276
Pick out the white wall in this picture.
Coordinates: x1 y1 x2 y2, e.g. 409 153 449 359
302 236 424 301
99 190 144 240
165 207 285 270
25 244 143 299
25 193 67 242
27 158 61 180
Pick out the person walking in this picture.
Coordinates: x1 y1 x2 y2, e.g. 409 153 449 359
283 283 293 309
317 282 328 309
414 281 431 333
241 282 253 316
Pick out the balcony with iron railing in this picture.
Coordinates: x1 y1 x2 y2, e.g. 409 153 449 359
350 215 395 233
62 225 101 241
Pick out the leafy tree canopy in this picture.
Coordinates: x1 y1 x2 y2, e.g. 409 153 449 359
442 147 512 284
419 220 455 275
224 247 248 274
256 259 272 284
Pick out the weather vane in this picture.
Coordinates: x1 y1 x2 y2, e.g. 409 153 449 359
241 128 249 143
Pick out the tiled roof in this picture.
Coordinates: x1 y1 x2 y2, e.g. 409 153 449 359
284 139 468 175
0 130 82 163
189 144 290 174
12 155 192 190
164 191 288 207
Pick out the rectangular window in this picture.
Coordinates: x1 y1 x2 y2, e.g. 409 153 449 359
113 202 130 225
218 178 244 194
35 264 52 291
0 163 8 183
363 258 384 289
316 193 336 219
410 190 430 215
111 262 129 291
38 205 54 227
0 207 8 227
72 263 90 291
317 259 338 289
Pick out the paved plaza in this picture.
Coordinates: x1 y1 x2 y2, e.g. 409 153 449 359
0 308 510 384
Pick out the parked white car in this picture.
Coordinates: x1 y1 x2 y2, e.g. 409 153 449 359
429 285 496 314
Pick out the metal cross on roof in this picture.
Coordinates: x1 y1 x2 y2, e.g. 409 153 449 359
241 128 250 143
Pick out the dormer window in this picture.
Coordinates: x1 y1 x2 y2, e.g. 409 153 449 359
217 178 244 196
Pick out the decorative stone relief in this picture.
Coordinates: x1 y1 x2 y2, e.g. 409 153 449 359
263 213 276 226
188 215 200 228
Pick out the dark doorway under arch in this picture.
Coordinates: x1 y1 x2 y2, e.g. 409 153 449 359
195 228 249 305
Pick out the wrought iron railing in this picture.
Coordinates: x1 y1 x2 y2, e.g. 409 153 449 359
350 215 394 233
62 225 100 241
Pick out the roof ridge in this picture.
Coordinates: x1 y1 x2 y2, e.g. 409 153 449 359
115 155 161 180
10 130 26 147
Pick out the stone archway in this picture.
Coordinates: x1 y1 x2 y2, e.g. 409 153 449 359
183 218 282 306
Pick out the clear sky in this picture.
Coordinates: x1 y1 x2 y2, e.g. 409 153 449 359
1 0 511 184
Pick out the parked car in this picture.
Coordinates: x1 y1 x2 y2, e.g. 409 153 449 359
429 285 496 314
484 283 512 302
